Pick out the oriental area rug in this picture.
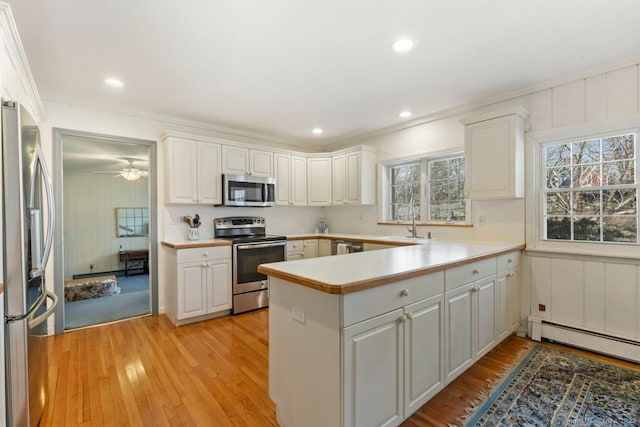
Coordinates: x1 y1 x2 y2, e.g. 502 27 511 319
462 345 640 426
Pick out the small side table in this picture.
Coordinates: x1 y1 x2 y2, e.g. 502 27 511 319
119 249 149 277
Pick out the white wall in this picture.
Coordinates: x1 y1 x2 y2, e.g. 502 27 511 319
63 173 149 279
41 100 323 315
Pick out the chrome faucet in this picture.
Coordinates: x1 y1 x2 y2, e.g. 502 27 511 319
397 203 418 238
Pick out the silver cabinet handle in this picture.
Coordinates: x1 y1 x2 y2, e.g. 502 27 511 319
400 289 410 297
398 314 408 323
406 312 414 320
472 269 479 274
507 258 513 263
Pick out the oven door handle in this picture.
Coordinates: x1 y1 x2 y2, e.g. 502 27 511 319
236 242 287 250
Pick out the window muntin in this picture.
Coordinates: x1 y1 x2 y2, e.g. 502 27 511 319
543 133 638 243
385 154 466 223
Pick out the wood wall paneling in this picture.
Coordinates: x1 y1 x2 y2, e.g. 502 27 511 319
529 256 551 320
606 65 639 118
528 89 552 131
63 174 148 279
550 258 583 327
551 80 586 128
583 261 605 331
603 263 637 339
585 74 607 122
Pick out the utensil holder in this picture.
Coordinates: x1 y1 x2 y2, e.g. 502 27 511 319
187 228 200 240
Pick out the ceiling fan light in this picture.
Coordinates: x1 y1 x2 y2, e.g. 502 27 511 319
121 168 143 181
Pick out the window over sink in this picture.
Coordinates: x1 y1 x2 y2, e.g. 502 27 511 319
379 152 469 224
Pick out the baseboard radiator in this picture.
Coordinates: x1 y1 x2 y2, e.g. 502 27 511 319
528 316 640 363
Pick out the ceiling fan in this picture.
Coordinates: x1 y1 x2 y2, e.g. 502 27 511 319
93 158 149 181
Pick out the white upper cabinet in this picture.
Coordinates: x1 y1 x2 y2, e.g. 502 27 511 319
275 153 307 205
221 145 249 175
222 145 273 177
307 156 333 206
461 107 527 200
332 146 376 205
164 136 221 204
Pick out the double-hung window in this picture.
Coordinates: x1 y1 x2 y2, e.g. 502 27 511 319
381 153 467 223
542 132 638 243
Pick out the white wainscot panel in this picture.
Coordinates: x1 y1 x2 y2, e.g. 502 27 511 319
552 80 585 128
583 261 605 331
606 65 639 118
529 256 551 320
529 89 552 131
550 258 584 326
585 74 607 122
604 263 638 339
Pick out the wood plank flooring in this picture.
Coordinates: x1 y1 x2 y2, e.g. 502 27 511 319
41 310 640 426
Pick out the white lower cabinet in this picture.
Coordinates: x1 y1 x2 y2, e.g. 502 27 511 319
497 252 521 341
269 251 520 427
318 239 332 257
342 295 444 427
445 275 496 384
165 246 232 326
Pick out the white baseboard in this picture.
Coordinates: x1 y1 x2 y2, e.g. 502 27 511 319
528 316 640 363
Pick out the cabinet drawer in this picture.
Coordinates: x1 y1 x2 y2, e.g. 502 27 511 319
497 251 520 271
177 246 230 263
287 240 304 253
342 271 444 327
445 258 496 291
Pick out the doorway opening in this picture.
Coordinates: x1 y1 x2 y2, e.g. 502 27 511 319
52 128 158 333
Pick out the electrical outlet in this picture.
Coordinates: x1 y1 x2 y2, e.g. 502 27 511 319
292 306 306 324
171 216 180 225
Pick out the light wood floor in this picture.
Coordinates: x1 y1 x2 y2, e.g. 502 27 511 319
41 310 640 426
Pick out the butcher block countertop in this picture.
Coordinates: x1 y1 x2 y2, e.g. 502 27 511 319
258 240 525 294
161 239 232 249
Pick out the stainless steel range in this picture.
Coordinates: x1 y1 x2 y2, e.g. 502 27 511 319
214 217 286 314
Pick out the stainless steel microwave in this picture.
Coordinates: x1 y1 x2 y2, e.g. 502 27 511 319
223 174 276 207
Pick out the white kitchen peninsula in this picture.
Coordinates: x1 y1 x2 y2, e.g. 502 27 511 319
258 240 524 427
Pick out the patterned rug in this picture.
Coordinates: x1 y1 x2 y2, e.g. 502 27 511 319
464 345 640 426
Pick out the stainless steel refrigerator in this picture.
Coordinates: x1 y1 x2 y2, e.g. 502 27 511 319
2 101 58 426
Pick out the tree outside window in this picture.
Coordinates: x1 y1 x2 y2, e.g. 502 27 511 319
543 133 638 243
385 154 466 223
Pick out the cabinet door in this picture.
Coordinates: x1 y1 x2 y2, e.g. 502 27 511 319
332 154 346 204
465 114 524 199
197 141 222 204
303 239 318 259
346 151 361 204
475 276 497 359
290 155 307 205
343 309 404 427
222 145 249 174
496 271 510 341
318 239 331 257
167 137 197 204
274 153 291 205
404 295 444 414
177 262 207 319
206 259 232 313
508 266 520 332
445 283 474 383
250 149 273 177
307 157 332 206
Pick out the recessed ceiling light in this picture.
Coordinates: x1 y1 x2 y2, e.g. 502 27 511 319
399 110 413 118
312 128 323 135
104 78 124 89
391 38 415 53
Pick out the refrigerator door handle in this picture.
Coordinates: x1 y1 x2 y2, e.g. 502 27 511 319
28 291 59 329
30 145 55 278
5 287 47 323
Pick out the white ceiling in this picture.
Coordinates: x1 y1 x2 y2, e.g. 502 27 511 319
62 135 149 175
7 1 640 147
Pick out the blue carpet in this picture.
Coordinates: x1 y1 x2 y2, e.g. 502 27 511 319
65 274 150 330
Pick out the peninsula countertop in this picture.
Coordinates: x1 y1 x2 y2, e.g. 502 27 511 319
258 240 525 294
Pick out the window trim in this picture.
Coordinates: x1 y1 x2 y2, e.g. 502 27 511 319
378 150 471 225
